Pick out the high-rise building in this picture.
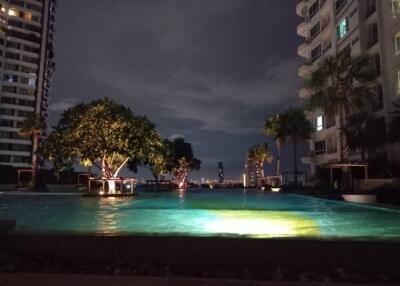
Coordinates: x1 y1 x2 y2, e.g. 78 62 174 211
296 0 400 177
0 0 56 168
244 159 264 188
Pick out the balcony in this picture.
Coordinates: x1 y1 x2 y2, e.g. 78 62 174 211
335 0 348 16
299 87 312 99
365 3 377 19
298 62 313 78
302 155 315 165
367 36 378 49
320 17 331 36
297 42 310 58
322 42 332 55
296 0 309 17
297 20 310 38
319 0 330 15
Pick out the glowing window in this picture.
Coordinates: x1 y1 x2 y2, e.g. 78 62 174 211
23 12 32 21
337 18 349 39
397 71 400 96
8 9 18 17
392 0 400 17
395 31 400 55
316 115 324 131
28 78 36 86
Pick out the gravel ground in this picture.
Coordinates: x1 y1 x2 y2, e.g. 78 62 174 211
0 254 396 284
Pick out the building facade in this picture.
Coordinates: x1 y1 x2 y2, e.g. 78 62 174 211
296 0 400 177
0 0 55 168
243 159 264 188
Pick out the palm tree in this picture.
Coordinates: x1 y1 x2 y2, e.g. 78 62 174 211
304 52 376 162
247 143 273 185
264 114 286 176
18 113 45 186
343 111 383 162
388 99 400 143
281 108 314 185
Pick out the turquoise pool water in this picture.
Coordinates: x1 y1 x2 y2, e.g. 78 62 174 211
1 189 400 239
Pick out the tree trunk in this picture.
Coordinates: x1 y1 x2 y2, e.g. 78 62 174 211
361 146 366 163
31 132 39 188
339 108 345 163
152 171 160 190
276 139 281 176
293 138 298 186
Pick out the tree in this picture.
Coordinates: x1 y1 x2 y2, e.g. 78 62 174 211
304 52 376 162
166 138 201 189
247 142 273 184
44 98 161 193
264 114 286 176
281 108 314 185
343 111 383 162
128 139 171 189
388 99 400 143
18 113 46 187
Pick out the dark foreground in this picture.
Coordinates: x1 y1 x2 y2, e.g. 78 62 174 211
1 234 400 284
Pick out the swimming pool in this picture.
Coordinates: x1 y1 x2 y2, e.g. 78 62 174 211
1 189 400 239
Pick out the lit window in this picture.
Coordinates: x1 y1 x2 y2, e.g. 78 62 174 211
4 74 17 82
392 0 400 17
397 70 400 95
316 115 324 131
337 18 349 39
28 78 36 86
1 7 5 13
8 9 18 17
23 12 32 21
395 31 400 55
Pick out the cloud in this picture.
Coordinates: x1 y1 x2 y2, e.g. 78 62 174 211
169 134 185 141
48 99 76 112
51 0 302 179
85 55 301 135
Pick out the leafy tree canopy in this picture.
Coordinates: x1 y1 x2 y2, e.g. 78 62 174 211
305 52 376 114
247 143 273 165
44 98 162 178
166 138 201 173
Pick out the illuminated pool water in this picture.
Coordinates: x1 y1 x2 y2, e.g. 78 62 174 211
1 189 400 239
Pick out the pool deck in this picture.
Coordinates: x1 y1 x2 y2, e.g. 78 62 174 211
1 234 400 283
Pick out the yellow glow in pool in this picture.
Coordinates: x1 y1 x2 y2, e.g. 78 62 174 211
204 211 320 238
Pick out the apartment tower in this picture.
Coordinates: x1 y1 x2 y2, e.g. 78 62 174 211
297 0 400 177
0 0 55 167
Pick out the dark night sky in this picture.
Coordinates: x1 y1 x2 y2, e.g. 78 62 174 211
49 0 303 181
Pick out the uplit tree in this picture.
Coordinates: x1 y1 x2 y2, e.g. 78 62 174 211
128 139 171 189
247 143 273 181
44 98 161 193
166 138 201 189
18 113 45 187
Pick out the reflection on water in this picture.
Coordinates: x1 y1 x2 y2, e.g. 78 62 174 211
205 210 320 238
95 197 133 235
